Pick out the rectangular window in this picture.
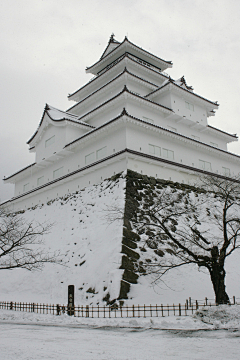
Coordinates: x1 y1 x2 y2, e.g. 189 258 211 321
53 167 63 179
149 144 161 156
45 135 55 148
96 146 107 160
37 176 44 186
85 152 95 165
199 160 211 171
210 142 218 147
162 148 174 160
191 134 200 141
143 116 154 124
222 167 230 176
23 183 29 192
185 101 194 111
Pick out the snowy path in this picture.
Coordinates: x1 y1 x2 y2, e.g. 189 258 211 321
0 322 240 360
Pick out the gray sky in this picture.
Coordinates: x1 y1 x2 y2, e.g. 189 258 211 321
1 0 240 202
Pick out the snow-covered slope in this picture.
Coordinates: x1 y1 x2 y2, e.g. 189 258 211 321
0 171 239 306
0 174 126 305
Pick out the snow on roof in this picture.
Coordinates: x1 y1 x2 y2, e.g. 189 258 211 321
47 105 79 121
146 78 218 108
27 104 94 145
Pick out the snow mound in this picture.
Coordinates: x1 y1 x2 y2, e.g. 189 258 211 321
194 305 240 328
1 305 240 330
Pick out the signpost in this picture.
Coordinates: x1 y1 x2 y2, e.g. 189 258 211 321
68 285 75 316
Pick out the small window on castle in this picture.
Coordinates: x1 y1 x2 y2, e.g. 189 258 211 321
85 152 95 165
162 148 174 160
199 160 211 171
23 183 29 192
149 144 161 156
185 101 194 111
210 142 218 148
96 146 107 160
45 135 55 148
37 176 44 186
53 167 63 179
222 167 230 176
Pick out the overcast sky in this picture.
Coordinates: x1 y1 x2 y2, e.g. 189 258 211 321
1 0 240 202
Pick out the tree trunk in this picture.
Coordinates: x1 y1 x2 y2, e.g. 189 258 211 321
209 265 230 304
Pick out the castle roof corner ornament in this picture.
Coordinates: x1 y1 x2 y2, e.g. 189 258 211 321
109 33 115 43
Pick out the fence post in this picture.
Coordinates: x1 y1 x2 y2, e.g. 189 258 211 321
189 297 192 307
186 299 188 310
150 304 152 317
205 297 208 306
233 296 236 305
132 305 135 318
179 303 181 316
161 304 163 317
10 301 13 310
144 304 146 318
196 300 198 310
56 304 60 316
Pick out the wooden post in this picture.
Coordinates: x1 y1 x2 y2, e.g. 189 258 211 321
132 305 135 318
167 304 169 316
189 297 192 307
205 297 208 306
156 304 158 317
173 304 175 316
196 300 198 310
68 285 75 316
179 303 181 316
233 296 236 305
144 304 146 318
186 299 188 310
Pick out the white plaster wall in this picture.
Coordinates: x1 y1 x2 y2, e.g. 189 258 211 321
14 126 127 199
7 157 128 211
65 125 89 144
171 92 208 126
125 124 240 176
35 125 66 163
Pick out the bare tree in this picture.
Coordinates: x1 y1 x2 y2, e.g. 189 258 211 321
129 174 240 304
0 208 61 270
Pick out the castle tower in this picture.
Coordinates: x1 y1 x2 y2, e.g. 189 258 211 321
3 35 239 210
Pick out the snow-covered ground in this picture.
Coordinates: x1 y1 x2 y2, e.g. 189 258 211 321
0 306 240 360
